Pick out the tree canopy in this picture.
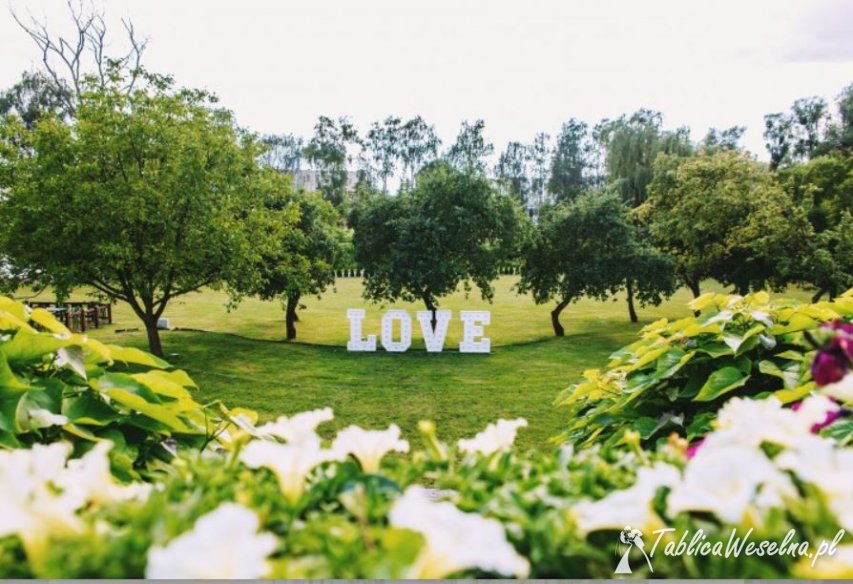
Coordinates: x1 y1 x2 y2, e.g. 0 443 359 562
0 72 292 355
518 191 674 335
351 161 523 326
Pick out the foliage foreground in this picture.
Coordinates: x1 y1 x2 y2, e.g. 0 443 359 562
1 294 852 578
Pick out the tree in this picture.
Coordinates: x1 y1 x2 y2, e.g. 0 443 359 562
595 110 691 208
0 71 73 130
764 112 793 170
778 153 853 299
548 119 593 203
259 133 303 173
823 84 853 154
399 116 441 188
644 150 797 297
304 116 359 207
790 97 829 160
12 0 148 114
518 191 674 335
0 72 288 356
238 171 344 340
365 116 402 193
495 141 530 208
701 126 745 152
528 132 551 209
446 119 494 176
351 161 522 329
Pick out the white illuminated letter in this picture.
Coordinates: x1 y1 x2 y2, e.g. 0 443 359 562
459 310 491 353
416 309 452 352
381 309 412 352
347 309 376 352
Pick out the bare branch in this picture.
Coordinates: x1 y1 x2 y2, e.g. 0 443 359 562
10 0 148 106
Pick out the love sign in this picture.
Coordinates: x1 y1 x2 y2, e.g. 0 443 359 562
346 309 491 353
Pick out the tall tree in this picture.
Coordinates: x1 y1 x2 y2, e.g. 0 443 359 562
528 132 552 209
823 84 853 154
518 191 674 335
701 126 745 152
446 119 494 176
549 119 593 203
645 150 797 297
495 141 531 208
399 116 441 188
304 116 359 207
365 116 402 193
790 97 829 160
237 172 344 340
0 71 73 130
595 109 690 208
12 0 148 114
0 72 289 355
351 161 522 329
778 153 853 299
259 133 303 173
764 112 794 170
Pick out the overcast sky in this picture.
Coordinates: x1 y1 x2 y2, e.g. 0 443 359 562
2 0 852 159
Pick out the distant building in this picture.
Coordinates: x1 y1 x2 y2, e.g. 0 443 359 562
290 169 360 193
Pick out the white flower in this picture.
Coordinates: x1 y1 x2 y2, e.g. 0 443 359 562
821 372 853 403
145 503 277 579
389 486 529 578
775 435 853 531
240 436 341 502
707 396 825 450
573 463 680 533
56 441 152 506
27 408 69 429
457 418 527 457
256 407 334 443
332 424 409 473
0 443 83 565
667 443 797 525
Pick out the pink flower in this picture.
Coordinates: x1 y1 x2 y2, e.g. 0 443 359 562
685 438 704 459
811 349 848 386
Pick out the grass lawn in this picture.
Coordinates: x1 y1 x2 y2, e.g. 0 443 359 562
27 277 813 449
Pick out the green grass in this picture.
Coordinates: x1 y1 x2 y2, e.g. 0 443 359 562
26 277 813 449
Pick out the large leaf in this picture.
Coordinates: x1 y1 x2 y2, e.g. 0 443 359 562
1 329 71 365
694 366 750 402
107 345 170 369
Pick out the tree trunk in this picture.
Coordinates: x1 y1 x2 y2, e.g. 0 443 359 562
687 278 701 299
812 289 826 303
551 298 570 337
422 294 437 331
285 293 300 341
626 280 638 323
144 314 164 357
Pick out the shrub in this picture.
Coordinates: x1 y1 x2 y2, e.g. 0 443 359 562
0 296 236 477
556 290 853 448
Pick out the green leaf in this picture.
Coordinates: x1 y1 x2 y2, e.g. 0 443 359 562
63 393 121 426
694 366 750 401
0 351 29 392
107 345 170 369
0 328 71 365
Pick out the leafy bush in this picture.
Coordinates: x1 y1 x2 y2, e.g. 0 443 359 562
0 296 234 477
557 291 853 448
